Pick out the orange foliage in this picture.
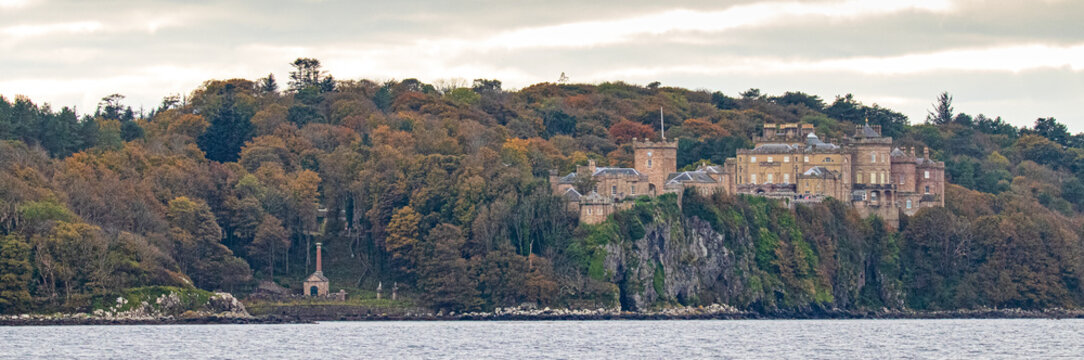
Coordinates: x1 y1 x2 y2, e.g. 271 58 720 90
608 120 656 144
682 118 730 139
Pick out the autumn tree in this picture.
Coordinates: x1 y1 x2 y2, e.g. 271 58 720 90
608 120 656 144
385 206 421 276
248 215 289 280
416 223 480 311
0 235 33 313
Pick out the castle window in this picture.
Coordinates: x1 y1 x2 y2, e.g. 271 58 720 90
906 199 912 209
857 174 862 183
751 174 757 184
648 159 653 168
767 157 773 163
871 192 878 202
871 153 876 163
925 185 930 194
783 174 790 184
899 175 904 185
612 185 617 195
824 158 831 163
870 172 876 184
784 156 790 163
880 172 885 184
587 208 592 215
767 174 774 183
924 170 930 179
750 156 757 163
630 185 636 195
804 156 809 162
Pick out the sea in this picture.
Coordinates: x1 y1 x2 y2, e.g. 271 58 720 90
2 319 1082 359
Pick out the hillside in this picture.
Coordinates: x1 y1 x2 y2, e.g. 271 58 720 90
1 61 1082 314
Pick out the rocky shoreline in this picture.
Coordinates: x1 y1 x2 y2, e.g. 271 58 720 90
4 304 1083 325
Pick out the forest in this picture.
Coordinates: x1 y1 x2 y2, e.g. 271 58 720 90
1 58 1082 314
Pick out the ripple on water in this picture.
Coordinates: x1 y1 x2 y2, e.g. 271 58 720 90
2 319 1083 359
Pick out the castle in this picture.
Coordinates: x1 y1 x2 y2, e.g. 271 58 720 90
551 122 945 227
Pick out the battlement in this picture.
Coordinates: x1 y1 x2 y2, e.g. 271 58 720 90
631 138 678 148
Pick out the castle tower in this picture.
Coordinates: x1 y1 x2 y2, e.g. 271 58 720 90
633 110 677 195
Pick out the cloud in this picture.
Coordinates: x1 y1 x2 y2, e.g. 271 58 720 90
473 0 955 50
1 21 102 39
583 43 1084 80
0 0 32 8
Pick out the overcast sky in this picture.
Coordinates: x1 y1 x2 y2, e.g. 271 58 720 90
2 0 1082 131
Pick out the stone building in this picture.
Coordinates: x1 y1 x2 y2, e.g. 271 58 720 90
303 242 329 296
552 121 945 227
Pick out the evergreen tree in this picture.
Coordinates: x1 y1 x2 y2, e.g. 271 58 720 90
197 82 254 162
926 91 954 125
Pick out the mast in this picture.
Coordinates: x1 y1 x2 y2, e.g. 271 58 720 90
660 106 665 141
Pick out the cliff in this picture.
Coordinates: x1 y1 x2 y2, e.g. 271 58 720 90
594 191 904 313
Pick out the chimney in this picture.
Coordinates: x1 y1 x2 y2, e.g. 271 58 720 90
923 147 930 159
316 242 323 273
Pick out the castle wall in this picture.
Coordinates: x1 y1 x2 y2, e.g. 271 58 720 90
580 203 614 225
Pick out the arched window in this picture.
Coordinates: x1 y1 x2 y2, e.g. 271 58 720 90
871 153 876 163
767 174 774 183
310 286 319 296
870 172 876 184
906 199 912 209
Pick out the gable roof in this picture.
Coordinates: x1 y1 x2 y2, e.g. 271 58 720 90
751 143 797 153
562 187 582 201
666 171 717 184
305 272 328 282
593 167 642 177
801 166 838 179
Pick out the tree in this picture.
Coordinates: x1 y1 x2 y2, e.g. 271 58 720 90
385 206 421 276
248 215 289 280
288 58 326 92
196 80 255 162
608 120 656 144
167 196 251 290
0 235 32 313
1032 117 1069 146
772 91 824 111
416 223 480 311
258 73 279 94
926 91 954 125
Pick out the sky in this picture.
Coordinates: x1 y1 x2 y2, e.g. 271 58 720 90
1 0 1082 130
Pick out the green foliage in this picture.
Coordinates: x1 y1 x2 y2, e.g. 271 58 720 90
0 235 33 313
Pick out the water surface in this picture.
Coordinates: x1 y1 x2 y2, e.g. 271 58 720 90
2 319 1081 359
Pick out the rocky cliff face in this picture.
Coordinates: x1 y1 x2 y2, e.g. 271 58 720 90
605 216 738 311
599 194 902 313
